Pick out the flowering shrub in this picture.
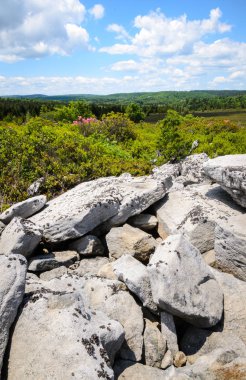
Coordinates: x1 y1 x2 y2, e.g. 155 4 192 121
73 116 97 125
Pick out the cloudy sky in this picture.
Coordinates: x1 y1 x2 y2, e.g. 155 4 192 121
0 0 245 95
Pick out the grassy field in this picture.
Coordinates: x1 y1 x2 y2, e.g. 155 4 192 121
193 109 246 127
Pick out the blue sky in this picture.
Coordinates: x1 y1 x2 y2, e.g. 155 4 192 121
0 0 245 95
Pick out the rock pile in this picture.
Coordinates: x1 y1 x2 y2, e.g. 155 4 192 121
0 153 245 379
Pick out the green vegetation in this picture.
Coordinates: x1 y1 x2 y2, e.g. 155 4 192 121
0 97 245 209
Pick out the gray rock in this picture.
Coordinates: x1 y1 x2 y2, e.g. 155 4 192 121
148 235 223 328
7 290 123 380
106 224 157 262
68 235 105 256
152 162 181 181
144 319 166 368
28 251 79 272
97 262 117 280
0 254 27 371
0 195 47 225
112 255 158 313
40 266 68 281
30 174 172 243
203 154 246 208
154 183 243 253
27 177 45 196
160 311 179 357
0 221 5 234
179 153 209 185
114 360 171 380
0 217 42 257
127 213 158 231
214 214 246 281
212 269 246 344
161 350 173 369
202 249 216 267
69 257 109 277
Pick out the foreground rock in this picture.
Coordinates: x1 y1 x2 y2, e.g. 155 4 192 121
214 214 246 281
7 291 123 380
0 254 27 372
127 213 158 231
179 153 210 185
161 311 179 357
0 195 47 225
106 224 157 262
148 235 223 327
203 154 246 208
28 250 79 272
68 235 105 256
0 217 42 257
30 174 172 243
144 319 166 368
114 361 170 380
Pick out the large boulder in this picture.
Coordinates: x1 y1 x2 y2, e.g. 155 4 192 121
30 174 172 243
154 183 243 252
203 154 246 208
214 214 246 281
0 254 27 372
0 217 42 257
106 224 157 262
7 290 124 380
148 235 223 328
0 195 46 225
179 153 210 185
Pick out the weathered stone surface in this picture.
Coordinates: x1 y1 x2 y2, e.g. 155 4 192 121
0 217 42 257
202 250 216 267
97 262 117 280
0 221 5 234
30 174 172 243
154 184 243 253
28 250 78 272
161 350 173 369
174 351 187 368
148 235 223 328
106 224 157 262
27 177 44 196
7 290 123 380
144 319 166 368
0 195 47 225
212 269 246 344
179 153 209 185
40 265 68 281
0 254 27 372
69 257 109 277
152 162 181 181
114 360 171 380
112 255 157 313
203 154 246 208
160 311 179 357
68 235 105 256
127 213 158 231
214 214 246 281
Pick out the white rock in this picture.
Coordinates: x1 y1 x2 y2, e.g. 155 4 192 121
179 153 209 185
0 217 42 257
27 177 44 196
30 174 172 243
144 319 166 368
203 154 246 208
161 311 179 357
148 235 223 328
127 213 158 231
0 254 27 371
40 266 68 281
69 235 105 256
112 255 158 313
161 350 173 369
214 214 246 281
97 262 117 280
69 257 109 277
0 195 47 225
28 250 79 272
114 360 171 380
106 224 157 262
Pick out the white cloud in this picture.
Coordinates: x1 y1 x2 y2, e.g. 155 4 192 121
107 24 131 41
89 4 105 20
0 0 94 62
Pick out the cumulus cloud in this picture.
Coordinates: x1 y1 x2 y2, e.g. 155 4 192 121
107 24 131 41
0 0 95 62
89 4 105 20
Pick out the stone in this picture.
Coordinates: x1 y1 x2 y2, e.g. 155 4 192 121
27 177 45 196
160 312 179 357
143 319 166 368
106 224 157 262
69 257 109 277
112 255 158 313
161 350 173 369
7 290 123 380
30 174 172 243
97 262 117 280
202 250 216 267
40 266 68 281
0 221 5 235
203 154 246 208
127 213 158 231
68 235 105 256
152 162 181 181
148 235 223 328
28 251 78 272
0 195 47 225
0 217 43 257
0 254 27 372
179 153 209 185
212 269 246 344
173 351 187 367
154 183 243 253
214 214 246 281
114 360 171 380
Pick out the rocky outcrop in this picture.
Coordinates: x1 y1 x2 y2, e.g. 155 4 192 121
203 154 246 208
0 254 27 371
148 235 223 327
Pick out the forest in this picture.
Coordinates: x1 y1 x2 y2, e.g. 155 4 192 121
0 92 246 209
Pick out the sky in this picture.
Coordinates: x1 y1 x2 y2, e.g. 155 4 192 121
0 0 246 95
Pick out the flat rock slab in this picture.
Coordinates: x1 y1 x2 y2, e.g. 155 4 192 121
0 254 27 371
68 235 105 256
148 234 224 328
30 174 172 243
28 250 79 272
203 154 246 208
127 213 158 231
0 217 43 257
0 195 47 225
214 214 246 281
